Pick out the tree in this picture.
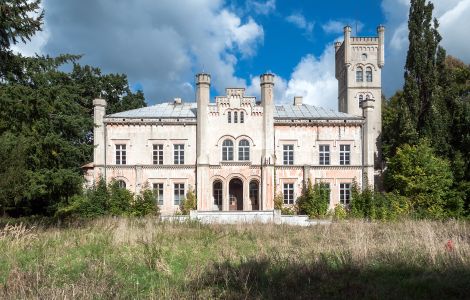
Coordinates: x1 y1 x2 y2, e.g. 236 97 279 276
384 142 462 218
180 188 197 215
297 179 330 218
0 0 43 79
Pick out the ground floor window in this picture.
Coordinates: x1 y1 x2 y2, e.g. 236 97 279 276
340 183 351 205
283 183 294 204
117 180 126 189
213 180 222 206
153 183 164 205
174 183 185 205
249 180 259 206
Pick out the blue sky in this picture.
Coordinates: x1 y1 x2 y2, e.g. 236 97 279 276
13 0 470 111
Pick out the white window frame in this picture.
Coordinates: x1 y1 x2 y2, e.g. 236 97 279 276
115 144 127 165
153 144 163 165
153 183 164 205
319 145 330 165
174 183 185 206
238 139 250 161
222 139 234 161
174 144 184 165
340 183 351 205
213 181 222 206
340 144 351 165
283 183 294 204
283 144 294 165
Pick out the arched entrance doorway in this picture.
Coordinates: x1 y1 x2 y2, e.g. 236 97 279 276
229 178 243 211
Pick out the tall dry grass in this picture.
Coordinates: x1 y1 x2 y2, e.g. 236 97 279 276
0 218 469 299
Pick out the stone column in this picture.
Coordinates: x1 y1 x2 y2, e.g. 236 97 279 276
260 74 275 210
343 26 351 66
377 25 385 68
93 98 107 183
362 98 375 188
196 73 210 210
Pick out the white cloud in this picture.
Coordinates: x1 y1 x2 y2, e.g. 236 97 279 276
246 0 276 15
286 13 314 35
322 19 364 35
13 0 264 103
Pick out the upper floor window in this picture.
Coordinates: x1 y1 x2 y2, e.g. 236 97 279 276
340 183 351 205
359 95 364 108
366 67 373 82
283 144 294 165
319 145 330 165
356 67 363 82
174 183 185 205
153 144 163 165
240 111 244 123
116 144 126 165
234 111 238 123
228 111 231 123
174 144 184 164
153 183 164 205
340 144 351 165
283 183 294 204
222 139 234 161
238 139 250 161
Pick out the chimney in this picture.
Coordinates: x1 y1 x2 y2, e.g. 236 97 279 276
174 97 182 105
294 96 303 106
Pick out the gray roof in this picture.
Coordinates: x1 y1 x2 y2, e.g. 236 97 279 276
106 102 361 120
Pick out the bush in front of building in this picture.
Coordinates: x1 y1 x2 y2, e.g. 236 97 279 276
180 188 197 215
56 179 159 219
297 179 330 218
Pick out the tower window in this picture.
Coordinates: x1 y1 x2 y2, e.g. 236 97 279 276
362 53 367 60
234 111 238 123
238 139 250 161
228 111 231 123
359 95 363 108
366 67 373 82
222 139 234 161
240 111 244 123
356 67 363 82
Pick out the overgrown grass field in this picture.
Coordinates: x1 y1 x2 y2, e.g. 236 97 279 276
1 218 469 299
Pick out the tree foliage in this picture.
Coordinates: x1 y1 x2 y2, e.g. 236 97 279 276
297 179 330 218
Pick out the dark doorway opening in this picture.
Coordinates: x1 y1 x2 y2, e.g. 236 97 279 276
229 178 243 211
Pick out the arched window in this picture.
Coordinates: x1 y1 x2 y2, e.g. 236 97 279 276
366 94 370 100
356 67 363 82
227 111 231 123
234 111 238 123
213 180 222 206
366 67 373 82
222 139 234 161
117 180 126 189
238 139 250 161
240 111 244 123
358 95 363 108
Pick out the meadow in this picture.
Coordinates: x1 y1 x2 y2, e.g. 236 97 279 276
1 218 469 299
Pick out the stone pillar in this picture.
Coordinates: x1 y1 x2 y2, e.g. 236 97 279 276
362 98 375 188
93 98 107 182
196 73 211 210
377 25 385 68
260 73 275 210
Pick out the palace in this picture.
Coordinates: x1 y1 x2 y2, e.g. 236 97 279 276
84 26 385 216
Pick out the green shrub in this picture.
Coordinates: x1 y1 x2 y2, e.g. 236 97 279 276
131 188 159 217
297 180 330 218
333 204 347 220
180 188 197 215
274 193 284 210
108 180 133 216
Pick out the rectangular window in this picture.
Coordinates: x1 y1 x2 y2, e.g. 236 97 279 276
234 111 238 123
153 183 164 205
214 184 222 206
340 144 351 165
319 145 330 165
116 144 126 165
153 144 163 165
228 111 231 123
340 183 351 205
174 144 184 164
283 183 294 204
240 112 244 123
174 183 185 205
283 144 294 165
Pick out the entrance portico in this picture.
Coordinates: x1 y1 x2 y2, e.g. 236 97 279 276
212 175 261 212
